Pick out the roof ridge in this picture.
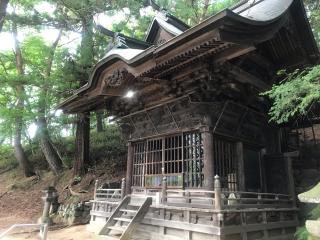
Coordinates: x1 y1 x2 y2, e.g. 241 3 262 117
229 0 249 10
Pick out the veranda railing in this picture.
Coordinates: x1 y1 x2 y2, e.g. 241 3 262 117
90 176 294 210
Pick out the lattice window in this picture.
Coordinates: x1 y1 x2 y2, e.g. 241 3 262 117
132 131 203 188
132 141 146 187
164 134 183 187
145 138 162 187
213 138 238 191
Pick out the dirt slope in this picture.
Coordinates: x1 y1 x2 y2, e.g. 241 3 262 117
0 165 125 232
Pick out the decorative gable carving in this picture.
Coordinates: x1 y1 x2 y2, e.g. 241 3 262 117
105 68 128 88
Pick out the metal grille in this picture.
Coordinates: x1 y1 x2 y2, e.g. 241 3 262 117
132 131 203 188
213 138 238 191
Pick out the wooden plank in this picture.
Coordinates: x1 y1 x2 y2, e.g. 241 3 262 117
140 217 221 235
220 220 299 235
120 209 138 213
108 226 126 232
114 217 132 223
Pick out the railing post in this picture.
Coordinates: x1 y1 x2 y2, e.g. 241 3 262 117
94 180 99 200
121 178 126 199
162 176 167 204
40 224 48 240
258 193 262 204
214 175 222 210
186 191 191 204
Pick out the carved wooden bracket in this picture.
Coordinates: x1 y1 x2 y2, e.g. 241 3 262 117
105 68 128 87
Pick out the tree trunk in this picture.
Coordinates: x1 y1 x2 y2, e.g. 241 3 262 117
38 118 63 175
96 111 104 132
36 29 63 174
200 0 210 22
73 112 90 177
0 0 9 32
72 16 94 176
12 20 35 177
14 110 35 177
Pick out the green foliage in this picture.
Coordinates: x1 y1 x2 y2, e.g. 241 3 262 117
295 226 310 240
0 123 125 171
304 0 320 46
309 204 320 220
263 66 320 124
0 145 18 170
90 124 126 163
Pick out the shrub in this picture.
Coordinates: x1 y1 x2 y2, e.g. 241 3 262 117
295 227 309 240
0 145 18 170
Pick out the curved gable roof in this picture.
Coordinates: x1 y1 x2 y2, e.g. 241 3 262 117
58 0 319 113
145 11 190 44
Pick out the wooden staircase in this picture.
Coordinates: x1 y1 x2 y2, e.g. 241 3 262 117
99 196 152 240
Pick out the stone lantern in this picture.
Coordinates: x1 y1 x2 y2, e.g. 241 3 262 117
39 186 58 225
298 182 320 238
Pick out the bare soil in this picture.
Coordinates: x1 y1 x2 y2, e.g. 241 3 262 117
1 225 96 240
0 166 125 239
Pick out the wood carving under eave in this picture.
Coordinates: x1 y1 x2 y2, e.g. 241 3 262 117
105 68 128 88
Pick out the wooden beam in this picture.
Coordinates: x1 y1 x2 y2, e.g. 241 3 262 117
225 63 270 91
213 45 256 64
155 42 231 78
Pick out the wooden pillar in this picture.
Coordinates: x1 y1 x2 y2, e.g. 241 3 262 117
214 175 222 210
73 112 90 176
125 141 134 195
202 126 214 190
284 151 298 207
94 179 99 200
162 176 167 204
236 142 245 191
260 148 267 192
121 178 126 199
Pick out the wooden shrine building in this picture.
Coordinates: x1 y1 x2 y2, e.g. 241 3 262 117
59 0 319 239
